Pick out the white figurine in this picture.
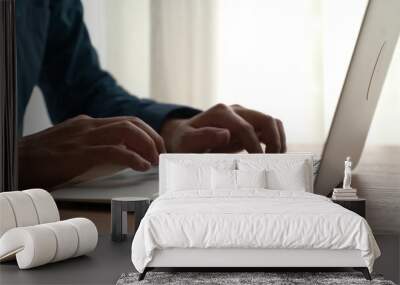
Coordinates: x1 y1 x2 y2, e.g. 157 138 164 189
343 156 352 189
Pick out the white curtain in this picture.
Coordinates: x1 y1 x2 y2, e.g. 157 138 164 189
150 0 216 109
82 0 151 98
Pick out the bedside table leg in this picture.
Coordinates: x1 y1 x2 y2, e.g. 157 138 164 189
122 211 127 235
111 201 124 242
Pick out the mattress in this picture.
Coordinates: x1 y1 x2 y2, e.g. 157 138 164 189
131 190 380 273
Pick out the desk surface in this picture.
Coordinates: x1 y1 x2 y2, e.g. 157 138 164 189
0 235 133 285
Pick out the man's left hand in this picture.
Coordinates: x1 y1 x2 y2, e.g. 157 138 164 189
161 104 286 154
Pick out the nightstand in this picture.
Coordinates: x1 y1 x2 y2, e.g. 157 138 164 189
332 198 366 218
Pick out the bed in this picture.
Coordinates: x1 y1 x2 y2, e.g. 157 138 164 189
131 154 380 280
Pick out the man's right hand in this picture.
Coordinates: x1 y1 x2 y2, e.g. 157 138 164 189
18 115 166 190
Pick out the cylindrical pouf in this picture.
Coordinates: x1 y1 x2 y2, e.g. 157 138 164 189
1 192 39 227
42 221 79 262
23 189 60 223
66 218 98 257
0 226 57 269
0 196 17 237
0 218 98 269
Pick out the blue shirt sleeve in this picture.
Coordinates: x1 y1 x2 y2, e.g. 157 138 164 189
38 0 200 132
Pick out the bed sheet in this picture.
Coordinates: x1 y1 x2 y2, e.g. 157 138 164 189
131 190 380 273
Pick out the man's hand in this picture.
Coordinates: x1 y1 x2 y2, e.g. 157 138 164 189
19 115 165 190
19 105 285 189
161 104 286 154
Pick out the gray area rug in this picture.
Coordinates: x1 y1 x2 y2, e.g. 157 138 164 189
117 272 395 285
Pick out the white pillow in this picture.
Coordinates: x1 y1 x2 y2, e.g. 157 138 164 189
166 159 236 192
236 169 267 188
167 162 212 191
211 169 267 190
238 158 310 192
266 165 307 191
211 169 236 190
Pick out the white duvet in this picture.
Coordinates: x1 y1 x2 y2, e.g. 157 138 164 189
131 190 380 273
